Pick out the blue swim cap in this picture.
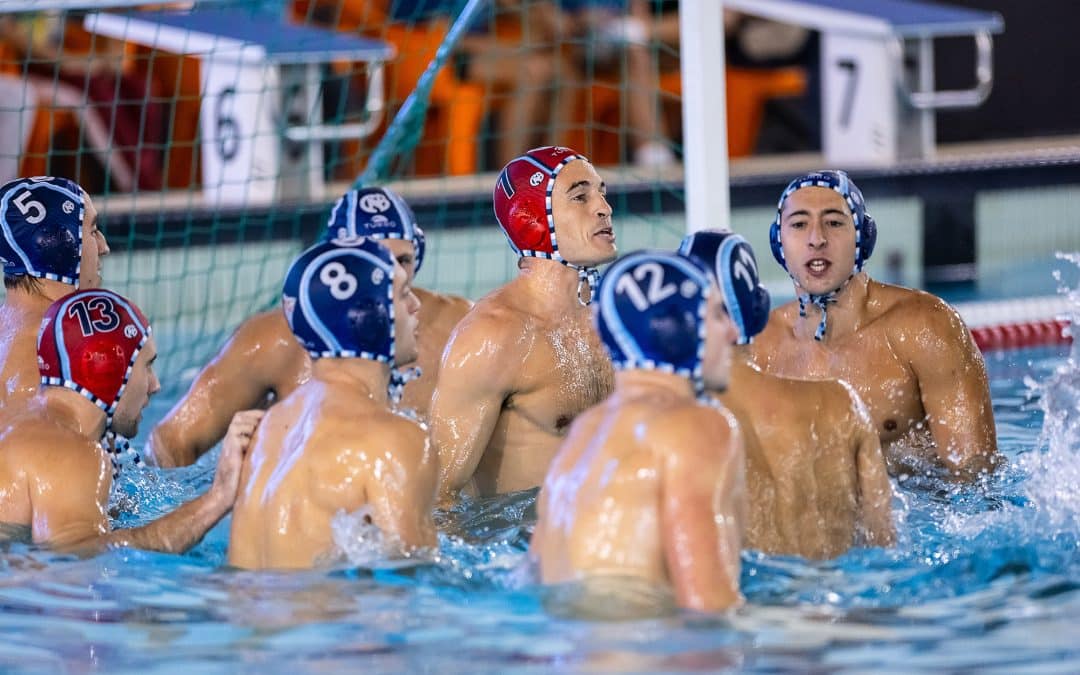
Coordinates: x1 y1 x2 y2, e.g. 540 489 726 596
769 170 877 275
679 230 770 345
325 187 425 275
0 177 85 286
282 239 397 363
596 250 713 389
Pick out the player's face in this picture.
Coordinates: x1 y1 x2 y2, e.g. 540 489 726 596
779 186 858 296
392 262 422 366
111 337 160 438
551 160 616 267
383 238 418 285
79 191 110 289
701 289 738 392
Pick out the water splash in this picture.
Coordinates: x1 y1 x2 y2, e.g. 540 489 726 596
330 506 418 568
1017 253 1080 529
424 489 536 589
742 252 1080 609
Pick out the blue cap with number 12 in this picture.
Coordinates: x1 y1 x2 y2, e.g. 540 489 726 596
596 249 713 388
282 239 397 363
0 177 85 286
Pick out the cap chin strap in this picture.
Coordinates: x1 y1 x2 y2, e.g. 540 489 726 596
388 366 422 406
102 427 143 479
519 249 600 307
796 272 855 341
571 263 601 307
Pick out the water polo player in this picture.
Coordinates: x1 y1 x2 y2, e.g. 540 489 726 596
229 238 435 569
681 229 894 558
431 146 617 500
750 170 1000 481
531 249 744 614
0 288 260 552
0 177 111 411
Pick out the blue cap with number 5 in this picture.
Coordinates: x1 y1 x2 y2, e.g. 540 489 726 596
0 177 85 287
678 230 771 345
282 238 397 363
596 250 713 390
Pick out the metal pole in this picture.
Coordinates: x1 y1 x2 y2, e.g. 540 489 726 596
679 0 729 233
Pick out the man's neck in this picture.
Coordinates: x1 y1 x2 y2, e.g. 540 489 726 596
516 257 593 310
792 272 870 341
41 388 108 440
311 357 391 407
615 369 695 400
731 344 756 370
4 280 73 314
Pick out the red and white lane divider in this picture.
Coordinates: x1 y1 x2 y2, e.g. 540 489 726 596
956 296 1075 351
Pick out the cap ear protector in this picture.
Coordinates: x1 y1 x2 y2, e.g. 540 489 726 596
678 229 771 344
412 224 426 276
325 186 425 275
0 176 86 286
493 145 590 260
769 170 877 274
282 238 397 363
37 288 152 416
596 249 714 392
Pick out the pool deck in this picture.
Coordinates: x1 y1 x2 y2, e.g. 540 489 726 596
92 134 1080 215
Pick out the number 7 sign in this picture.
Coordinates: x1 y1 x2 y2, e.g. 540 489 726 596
822 33 897 166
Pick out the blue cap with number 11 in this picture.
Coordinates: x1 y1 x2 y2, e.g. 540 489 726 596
282 239 397 363
0 177 85 286
678 229 771 345
596 250 713 388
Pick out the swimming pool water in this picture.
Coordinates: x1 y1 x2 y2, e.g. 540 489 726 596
2 344 1078 672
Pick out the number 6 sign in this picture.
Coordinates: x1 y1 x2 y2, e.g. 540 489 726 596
200 59 281 205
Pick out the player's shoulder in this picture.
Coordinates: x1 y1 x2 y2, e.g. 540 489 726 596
754 302 799 344
644 398 736 450
871 281 971 346
873 281 962 323
344 410 429 461
417 287 473 315
446 292 532 350
3 417 102 472
229 308 295 350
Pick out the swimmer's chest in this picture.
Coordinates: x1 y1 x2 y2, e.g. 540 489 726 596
507 319 614 434
774 327 924 438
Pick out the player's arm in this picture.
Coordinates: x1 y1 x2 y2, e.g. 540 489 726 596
365 419 438 551
840 385 896 547
146 311 295 468
904 297 1001 481
658 409 746 612
38 411 263 554
429 312 520 500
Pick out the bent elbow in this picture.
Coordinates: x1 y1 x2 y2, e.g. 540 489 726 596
944 446 1002 483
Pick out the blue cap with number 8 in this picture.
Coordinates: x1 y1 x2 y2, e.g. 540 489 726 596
596 250 713 389
678 229 771 345
282 238 398 363
0 177 85 287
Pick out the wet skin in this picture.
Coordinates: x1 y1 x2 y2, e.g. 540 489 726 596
531 289 745 613
146 239 471 468
229 267 435 570
431 160 618 498
750 186 1000 481
0 191 110 414
717 357 895 559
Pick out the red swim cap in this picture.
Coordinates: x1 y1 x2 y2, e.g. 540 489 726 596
38 289 152 414
493 146 589 259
